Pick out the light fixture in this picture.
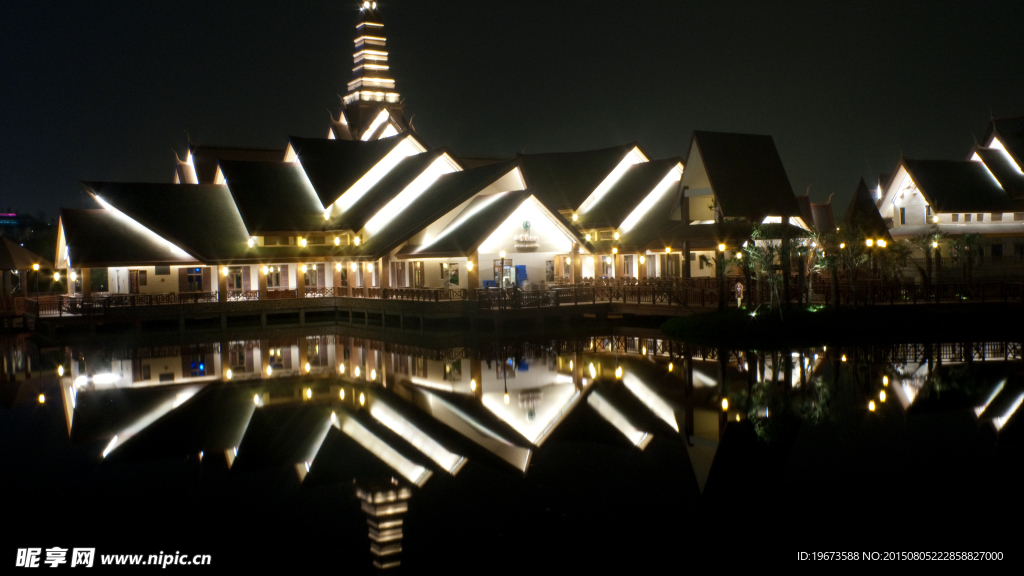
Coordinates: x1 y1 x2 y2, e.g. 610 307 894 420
668 362 673 372
499 250 506 258
253 393 259 405
605 257 612 264
299 237 307 248
878 239 887 248
639 255 646 264
569 360 573 370
53 271 60 281
665 247 671 253
226 369 233 380
879 390 886 403
305 388 312 399
612 247 618 254
366 262 373 271
32 264 39 271
266 366 273 376
335 263 342 271
470 379 476 391
721 398 729 411
932 216 939 223
868 400 876 412
222 266 229 276
339 363 345 374
304 362 311 373
718 243 726 252
613 232 620 240
248 238 255 248
351 263 358 272
589 363 597 379
932 241 938 249
339 389 346 400
354 366 361 378
841 355 847 362
642 346 647 355
614 366 622 378
334 236 340 246
262 265 269 275
882 375 888 386
565 257 571 265
572 213 578 222
69 271 77 281
359 392 365 406
503 392 510 405
736 253 742 259
866 239 873 247
301 264 307 273
353 236 361 246
370 369 377 380
466 261 473 271
585 233 591 241
839 243 846 249
324 211 330 221
38 394 45 404
57 365 64 377
736 414 741 422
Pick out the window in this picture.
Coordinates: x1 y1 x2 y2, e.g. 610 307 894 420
228 267 243 291
142 364 151 380
977 213 984 222
155 266 170 275
188 354 206 377
598 230 614 241
493 259 514 287
925 206 931 222
964 214 971 223
268 266 281 289
601 256 613 277
952 214 959 222
623 255 633 276
304 266 318 288
186 267 202 292
1015 213 1024 221
306 235 325 245
899 207 906 225
413 261 424 287
263 236 290 246
139 270 148 286
992 213 1003 222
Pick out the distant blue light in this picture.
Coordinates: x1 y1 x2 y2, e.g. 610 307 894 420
199 363 205 371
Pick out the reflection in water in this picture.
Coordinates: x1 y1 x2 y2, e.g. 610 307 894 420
4 331 1024 567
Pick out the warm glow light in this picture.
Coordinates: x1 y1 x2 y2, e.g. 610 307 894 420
639 255 646 264
842 355 847 362
612 247 618 254
266 366 273 376
668 362 673 372
839 243 845 249
339 363 345 374
589 363 597 379
370 369 377 380
53 271 60 281
305 388 312 399
340 389 346 400
247 238 255 248
335 263 342 271
299 237 307 248
262 265 269 275
585 233 591 241
587 256 594 265
366 262 373 270
613 232 620 240
226 369 233 380
359 392 365 406
879 390 887 402
932 216 939 223
565 257 571 265
466 261 473 271
351 263 358 272
932 241 938 249
665 247 671 253
868 400 876 411
878 240 887 248
614 366 623 379
38 394 45 404
324 211 330 221
578 147 647 214
883 375 889 386
500 250 506 258
866 239 873 247
572 213 578 221
301 264 307 273
503 392 510 405
222 266 229 277
32 264 40 271
569 360 574 370
334 236 340 246
470 379 476 391
354 366 361 378
253 394 260 405
57 365 64 377
69 271 77 281
364 155 459 234
721 398 729 411
718 243 726 252
304 362 311 373
353 236 361 246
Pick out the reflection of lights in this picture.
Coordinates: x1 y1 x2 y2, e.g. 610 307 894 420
370 402 467 474
359 392 365 406
642 346 647 355
883 375 888 386
266 366 273 376
225 369 233 380
339 363 346 374
92 373 121 385
975 380 1006 417
354 366 361 378
868 400 876 411
588 391 651 449
614 366 622 379
340 389 346 400
102 436 119 458
503 393 510 405
304 362 311 373
470 379 477 391
74 376 87 387
879 390 886 402
57 365 64 377
668 362 673 372
993 393 1024 431
305 388 312 399
841 355 847 362
331 411 337 423
589 363 597 379
370 369 377 381
721 398 729 411
569 360 573 370
253 394 260 405
38 394 45 404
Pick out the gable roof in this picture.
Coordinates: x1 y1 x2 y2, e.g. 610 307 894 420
59 209 198 267
688 131 800 221
290 134 410 207
902 158 1011 213
973 147 1024 197
986 116 1024 168
334 149 449 232
810 202 836 232
358 161 522 258
190 146 284 183
397 190 531 258
518 144 639 211
218 161 326 233
843 178 892 240
574 159 681 230
83 182 250 261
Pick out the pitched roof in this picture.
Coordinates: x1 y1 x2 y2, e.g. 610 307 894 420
903 158 1011 213
843 178 891 240
689 131 800 221
987 116 1024 168
0 237 51 270
83 182 250 261
810 202 836 232
358 161 521 258
218 161 326 233
289 134 409 207
334 149 448 232
396 190 531 258
518 144 638 211
974 147 1024 197
575 159 681 230
59 209 198 267
190 146 284 183
795 195 814 228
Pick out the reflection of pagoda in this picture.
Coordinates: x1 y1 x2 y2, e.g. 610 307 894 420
357 482 411 570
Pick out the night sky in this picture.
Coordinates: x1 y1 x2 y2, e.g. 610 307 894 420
3 0 1023 219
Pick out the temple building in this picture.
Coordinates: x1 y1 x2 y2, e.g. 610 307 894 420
54 3 822 297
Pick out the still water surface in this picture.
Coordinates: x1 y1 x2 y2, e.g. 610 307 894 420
3 328 1021 569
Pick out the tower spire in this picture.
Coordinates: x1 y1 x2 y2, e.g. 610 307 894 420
332 1 408 141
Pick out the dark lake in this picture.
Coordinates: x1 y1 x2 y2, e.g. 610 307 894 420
3 326 1021 570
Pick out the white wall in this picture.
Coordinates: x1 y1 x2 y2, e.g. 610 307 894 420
106 265 200 294
477 198 576 288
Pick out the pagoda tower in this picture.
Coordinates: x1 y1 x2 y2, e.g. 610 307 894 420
330 1 410 141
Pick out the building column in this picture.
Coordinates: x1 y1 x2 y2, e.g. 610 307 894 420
258 266 268 300
380 255 390 289
467 252 480 297
81 268 92 298
638 255 647 279
296 264 306 298
572 243 582 285
333 264 342 294
682 241 691 280
614 253 623 280
217 267 228 303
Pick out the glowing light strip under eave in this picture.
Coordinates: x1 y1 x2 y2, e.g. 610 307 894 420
416 192 508 252
361 109 391 142
619 168 681 233
621 372 679 432
975 379 1006 417
333 137 423 214
971 153 1005 189
378 124 399 139
101 386 204 458
337 414 432 487
993 392 1024 431
369 401 467 474
577 147 647 214
363 155 459 234
588 390 652 449
990 137 1024 175
293 158 326 211
93 195 193 258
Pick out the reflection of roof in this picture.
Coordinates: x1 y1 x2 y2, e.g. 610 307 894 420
290 135 409 207
359 161 520 258
689 131 800 221
190 146 284 183
218 161 326 233
59 209 197 267
83 182 250 261
575 159 681 230
0 237 51 270
519 144 637 211
903 159 1011 213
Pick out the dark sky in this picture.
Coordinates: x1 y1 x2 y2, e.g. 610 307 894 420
2 0 1023 220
